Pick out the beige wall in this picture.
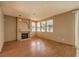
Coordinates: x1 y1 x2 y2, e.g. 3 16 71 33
0 8 4 52
37 11 75 45
4 15 16 42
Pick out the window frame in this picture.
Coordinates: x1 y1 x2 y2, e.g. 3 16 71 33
37 22 41 32
31 22 36 32
46 20 53 32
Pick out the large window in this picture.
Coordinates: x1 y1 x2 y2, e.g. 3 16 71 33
31 19 53 32
41 21 46 32
37 22 40 32
32 22 36 32
47 20 53 32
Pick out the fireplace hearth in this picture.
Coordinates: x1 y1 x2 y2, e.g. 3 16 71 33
21 33 28 39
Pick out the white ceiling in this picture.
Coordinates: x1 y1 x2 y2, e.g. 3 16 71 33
0 1 79 21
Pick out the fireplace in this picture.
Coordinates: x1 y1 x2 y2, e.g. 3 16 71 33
21 33 28 39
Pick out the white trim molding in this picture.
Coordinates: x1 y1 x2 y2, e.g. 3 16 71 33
74 10 79 56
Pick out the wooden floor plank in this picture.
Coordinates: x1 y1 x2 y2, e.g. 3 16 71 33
0 38 76 57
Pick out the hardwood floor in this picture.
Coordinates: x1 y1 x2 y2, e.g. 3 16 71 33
0 38 76 57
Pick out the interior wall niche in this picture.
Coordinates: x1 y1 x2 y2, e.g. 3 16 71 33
4 15 16 42
17 18 30 40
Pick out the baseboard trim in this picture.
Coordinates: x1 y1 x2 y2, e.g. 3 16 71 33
37 36 75 47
